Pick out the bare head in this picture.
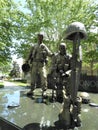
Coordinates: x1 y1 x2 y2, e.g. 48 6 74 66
38 34 43 44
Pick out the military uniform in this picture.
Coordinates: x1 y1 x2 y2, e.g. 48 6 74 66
50 43 71 102
51 43 71 92
26 34 52 95
30 43 52 91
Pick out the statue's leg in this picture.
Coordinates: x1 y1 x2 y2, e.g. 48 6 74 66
39 66 47 95
27 65 37 95
59 95 71 128
75 96 82 127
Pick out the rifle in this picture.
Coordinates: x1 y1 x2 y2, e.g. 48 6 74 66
57 22 87 129
70 32 83 127
67 23 87 129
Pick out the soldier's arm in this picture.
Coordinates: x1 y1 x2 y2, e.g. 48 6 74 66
50 53 58 73
44 44 53 57
67 54 72 70
26 46 34 63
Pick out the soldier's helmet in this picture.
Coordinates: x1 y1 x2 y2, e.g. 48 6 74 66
59 43 66 54
38 34 43 38
64 22 87 41
22 63 30 73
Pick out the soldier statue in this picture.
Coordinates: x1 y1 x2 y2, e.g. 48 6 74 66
50 42 71 102
26 34 53 96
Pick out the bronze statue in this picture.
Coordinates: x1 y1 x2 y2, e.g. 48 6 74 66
50 43 71 102
25 34 53 96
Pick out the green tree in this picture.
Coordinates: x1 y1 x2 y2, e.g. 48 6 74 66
9 61 20 78
0 0 13 65
13 0 97 58
82 31 98 75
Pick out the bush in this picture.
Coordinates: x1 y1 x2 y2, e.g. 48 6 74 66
0 82 4 88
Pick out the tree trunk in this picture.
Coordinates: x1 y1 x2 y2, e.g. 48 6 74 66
90 60 94 76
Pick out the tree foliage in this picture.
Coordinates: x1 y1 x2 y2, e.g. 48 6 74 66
0 0 15 65
9 61 20 78
14 0 98 57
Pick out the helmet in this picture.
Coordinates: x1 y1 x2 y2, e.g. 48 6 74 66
64 22 87 40
22 63 30 73
79 92 90 104
60 43 66 47
59 43 66 54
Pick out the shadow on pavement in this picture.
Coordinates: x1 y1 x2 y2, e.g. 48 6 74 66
22 122 66 130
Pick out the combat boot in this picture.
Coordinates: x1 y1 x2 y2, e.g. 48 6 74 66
27 90 34 96
75 96 82 127
76 115 81 127
42 90 47 98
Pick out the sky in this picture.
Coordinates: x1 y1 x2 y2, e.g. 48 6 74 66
96 0 98 3
14 0 31 13
12 55 23 68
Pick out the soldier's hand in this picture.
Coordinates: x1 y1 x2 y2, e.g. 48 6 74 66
51 53 55 57
25 60 28 64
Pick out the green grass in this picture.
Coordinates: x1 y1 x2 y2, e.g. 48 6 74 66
0 81 4 88
8 79 27 87
13 81 27 87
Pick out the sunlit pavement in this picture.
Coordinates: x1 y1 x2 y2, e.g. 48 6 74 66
1 81 26 90
0 83 98 130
